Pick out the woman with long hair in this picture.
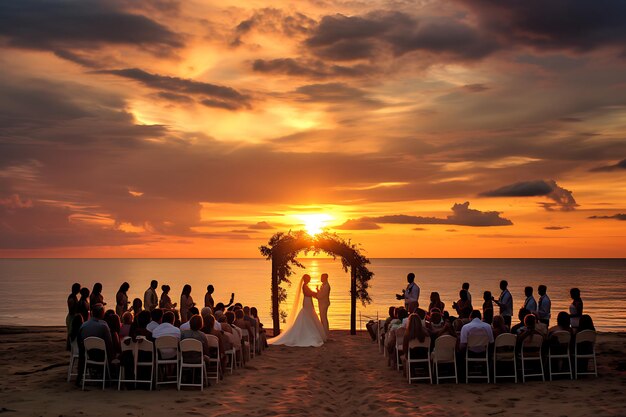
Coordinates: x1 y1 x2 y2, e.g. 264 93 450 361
180 284 195 322
116 282 130 316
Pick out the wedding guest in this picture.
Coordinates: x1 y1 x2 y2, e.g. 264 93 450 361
204 285 215 309
511 308 531 334
90 282 105 307
243 306 258 335
77 287 91 322
522 286 537 312
200 313 227 372
131 298 143 318
569 288 583 329
462 282 472 304
159 285 177 310
396 273 420 312
452 290 472 319
250 306 267 349
547 312 572 366
384 306 396 333
115 282 130 316
146 308 163 333
143 280 159 312
402 314 430 363
482 291 494 324
180 284 195 323
460 310 493 353
129 310 152 340
578 314 595 332
428 292 445 313
104 309 121 358
494 280 513 326
426 310 448 339
537 285 551 326
548 312 572 336
516 314 543 354
120 312 133 338
491 315 508 338
180 307 200 331
69 314 83 347
66 282 81 350
235 309 254 361
180 315 215 383
153 311 181 360
76 303 112 386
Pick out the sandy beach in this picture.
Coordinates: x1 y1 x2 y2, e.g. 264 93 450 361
0 327 625 417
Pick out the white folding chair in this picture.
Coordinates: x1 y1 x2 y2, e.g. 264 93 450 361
574 330 597 378
67 339 79 382
117 337 136 390
178 338 206 391
466 333 490 383
223 332 236 374
155 336 180 388
493 333 517 383
377 320 386 354
241 328 252 362
432 335 457 384
205 334 220 384
135 336 154 390
395 327 406 371
232 326 244 368
81 337 110 391
548 331 572 380
520 333 544 382
407 337 432 384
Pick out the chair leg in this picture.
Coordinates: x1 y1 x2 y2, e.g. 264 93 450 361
593 354 598 377
540 358 545 382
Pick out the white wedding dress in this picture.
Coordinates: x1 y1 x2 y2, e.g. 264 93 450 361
268 280 327 347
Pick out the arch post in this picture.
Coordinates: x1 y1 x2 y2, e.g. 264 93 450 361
271 254 280 336
350 265 357 335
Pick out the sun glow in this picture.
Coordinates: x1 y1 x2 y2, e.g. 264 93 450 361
298 213 334 236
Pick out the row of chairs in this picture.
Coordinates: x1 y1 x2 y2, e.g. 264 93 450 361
377 321 597 384
69 326 264 390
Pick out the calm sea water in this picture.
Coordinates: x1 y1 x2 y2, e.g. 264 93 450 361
0 258 624 332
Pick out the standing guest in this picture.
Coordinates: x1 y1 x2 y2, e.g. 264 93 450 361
180 307 200 331
491 315 508 338
66 283 81 350
537 285 551 326
146 308 163 333
159 285 177 310
205 285 215 309
395 273 420 312
460 310 494 352
76 303 113 386
143 280 159 312
548 312 572 336
452 290 473 319
104 310 121 358
569 288 584 329
494 280 513 327
90 283 105 307
180 284 195 323
428 292 445 313
482 291 494 324
77 288 91 322
522 286 537 312
116 282 130 317
462 282 472 304
131 298 143 318
120 312 133 338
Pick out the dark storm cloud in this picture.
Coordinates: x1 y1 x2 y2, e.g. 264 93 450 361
479 180 578 211
305 11 499 61
0 0 183 54
588 214 626 221
590 159 626 172
96 68 251 110
456 0 626 56
341 202 513 228
252 58 375 79
294 83 382 106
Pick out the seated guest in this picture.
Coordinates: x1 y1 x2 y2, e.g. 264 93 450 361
452 290 472 319
103 309 121 358
120 312 133 338
384 307 396 333
159 285 177 310
516 314 544 354
146 309 163 333
180 307 200 331
180 314 213 383
460 310 494 353
390 307 408 331
77 288 91 322
199 313 227 373
234 309 254 361
243 306 258 334
224 311 244 364
402 314 430 366
492 315 508 338
428 292 445 314
577 314 595 332
152 311 180 359
131 298 143 318
482 291 494 324
250 307 267 349
76 303 113 385
129 310 152 340
549 312 572 336
511 308 531 335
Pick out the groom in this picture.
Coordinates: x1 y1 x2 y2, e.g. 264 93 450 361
317 273 331 337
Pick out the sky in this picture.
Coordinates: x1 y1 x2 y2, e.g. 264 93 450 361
0 0 625 258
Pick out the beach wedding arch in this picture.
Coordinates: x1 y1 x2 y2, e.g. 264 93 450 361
260 230 374 336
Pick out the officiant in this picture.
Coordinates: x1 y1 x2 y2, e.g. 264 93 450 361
396 273 420 313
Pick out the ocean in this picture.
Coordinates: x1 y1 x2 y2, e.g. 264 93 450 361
0 258 624 332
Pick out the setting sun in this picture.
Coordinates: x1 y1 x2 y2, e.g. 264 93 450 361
298 214 334 236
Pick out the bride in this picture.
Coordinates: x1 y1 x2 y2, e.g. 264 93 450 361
268 274 327 347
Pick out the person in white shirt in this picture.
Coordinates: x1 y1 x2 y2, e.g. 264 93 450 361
396 273 420 312
152 311 181 359
146 308 163 333
523 286 537 313
460 310 494 353
462 282 472 305
180 307 200 331
494 280 513 326
144 280 159 312
536 285 551 326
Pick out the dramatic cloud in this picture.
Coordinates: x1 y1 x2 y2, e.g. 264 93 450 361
480 180 578 211
344 202 513 228
96 68 251 110
252 58 374 79
588 214 626 221
232 8 315 46
590 159 626 172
